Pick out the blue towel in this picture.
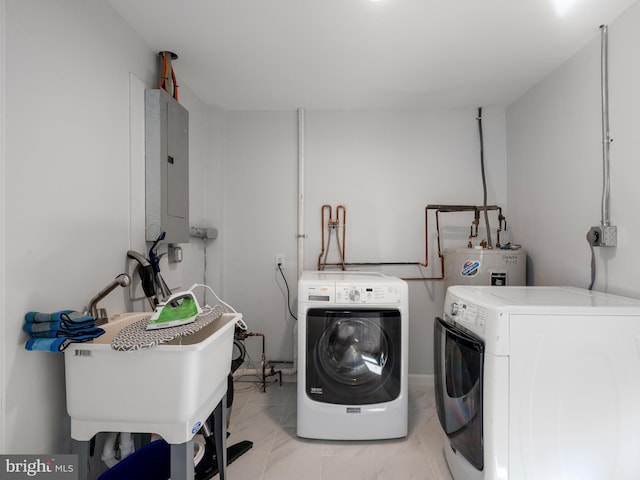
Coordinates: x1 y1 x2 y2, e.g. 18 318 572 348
24 310 103 352
25 330 105 352
25 310 94 326
23 321 96 334
27 327 105 339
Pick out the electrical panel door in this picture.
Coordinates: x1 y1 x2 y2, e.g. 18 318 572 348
145 88 189 243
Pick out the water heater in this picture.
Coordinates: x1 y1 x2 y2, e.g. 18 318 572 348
444 248 526 289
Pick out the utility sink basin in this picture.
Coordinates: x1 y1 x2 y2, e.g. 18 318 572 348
64 311 240 444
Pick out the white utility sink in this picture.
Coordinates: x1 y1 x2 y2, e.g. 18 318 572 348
64 311 240 444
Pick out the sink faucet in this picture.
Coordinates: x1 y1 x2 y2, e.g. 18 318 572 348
86 273 131 325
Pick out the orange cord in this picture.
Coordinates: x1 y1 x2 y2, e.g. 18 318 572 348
158 52 179 100
171 66 178 100
159 52 168 91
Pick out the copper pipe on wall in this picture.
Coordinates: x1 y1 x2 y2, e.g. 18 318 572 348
318 204 347 270
337 205 346 266
317 205 332 269
469 209 480 247
468 205 503 247
403 204 504 281
405 205 476 281
315 203 507 281
421 204 478 265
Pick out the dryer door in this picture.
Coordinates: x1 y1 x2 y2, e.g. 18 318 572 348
434 317 484 471
306 308 401 405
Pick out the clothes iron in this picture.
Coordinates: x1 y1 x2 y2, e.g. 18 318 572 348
146 289 203 330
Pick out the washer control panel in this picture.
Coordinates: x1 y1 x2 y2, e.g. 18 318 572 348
335 285 402 304
445 293 487 333
303 284 335 303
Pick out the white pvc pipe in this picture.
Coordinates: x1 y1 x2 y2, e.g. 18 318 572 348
101 432 119 468
101 432 134 469
119 433 134 460
234 109 304 383
297 108 305 278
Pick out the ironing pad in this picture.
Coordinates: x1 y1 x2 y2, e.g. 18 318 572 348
111 305 225 351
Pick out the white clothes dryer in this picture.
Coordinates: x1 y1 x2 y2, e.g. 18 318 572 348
435 285 640 480
297 271 408 440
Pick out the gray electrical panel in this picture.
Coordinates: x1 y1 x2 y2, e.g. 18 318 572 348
145 88 189 243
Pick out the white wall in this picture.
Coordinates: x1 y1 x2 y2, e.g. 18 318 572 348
0 0 7 453
2 0 218 454
507 2 640 297
222 108 508 377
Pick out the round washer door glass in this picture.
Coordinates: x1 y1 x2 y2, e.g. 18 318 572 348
318 317 388 385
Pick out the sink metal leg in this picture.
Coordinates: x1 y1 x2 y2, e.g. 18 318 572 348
72 439 90 480
170 440 195 480
213 394 228 480
133 432 152 450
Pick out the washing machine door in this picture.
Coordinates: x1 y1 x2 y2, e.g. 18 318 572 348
306 308 401 405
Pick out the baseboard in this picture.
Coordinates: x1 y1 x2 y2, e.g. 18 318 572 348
238 373 434 386
408 374 434 386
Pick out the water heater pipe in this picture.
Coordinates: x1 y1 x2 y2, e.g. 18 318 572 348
600 25 612 228
403 204 505 281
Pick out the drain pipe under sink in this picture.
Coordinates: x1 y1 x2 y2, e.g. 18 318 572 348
101 432 134 468
232 320 298 379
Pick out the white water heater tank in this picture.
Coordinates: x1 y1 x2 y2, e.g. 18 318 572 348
444 248 526 289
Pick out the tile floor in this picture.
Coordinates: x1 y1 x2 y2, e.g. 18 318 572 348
220 381 453 480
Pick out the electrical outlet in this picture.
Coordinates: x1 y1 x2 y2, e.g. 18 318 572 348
275 254 285 269
587 225 617 247
587 227 602 247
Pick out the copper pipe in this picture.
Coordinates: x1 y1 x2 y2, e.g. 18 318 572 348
468 210 480 247
337 205 346 269
405 207 450 281
405 204 505 281
474 205 503 247
318 204 347 270
404 209 446 280
317 205 332 269
421 204 477 268
331 203 508 281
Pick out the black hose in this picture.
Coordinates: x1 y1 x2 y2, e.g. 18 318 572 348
127 250 157 306
588 245 596 290
477 107 493 248
277 264 298 320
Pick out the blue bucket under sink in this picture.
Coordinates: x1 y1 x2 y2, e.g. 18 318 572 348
97 439 170 480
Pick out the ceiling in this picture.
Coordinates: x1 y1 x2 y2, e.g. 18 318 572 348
108 0 638 111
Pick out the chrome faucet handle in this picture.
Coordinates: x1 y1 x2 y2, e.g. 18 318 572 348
86 273 131 323
95 308 109 326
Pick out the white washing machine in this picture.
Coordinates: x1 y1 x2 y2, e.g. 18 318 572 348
297 271 408 440
434 285 640 480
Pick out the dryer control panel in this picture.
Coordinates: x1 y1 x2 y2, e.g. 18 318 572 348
335 285 402 304
445 292 487 334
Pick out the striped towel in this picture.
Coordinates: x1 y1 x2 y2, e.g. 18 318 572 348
24 310 103 352
25 310 95 328
25 326 105 339
25 331 104 352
